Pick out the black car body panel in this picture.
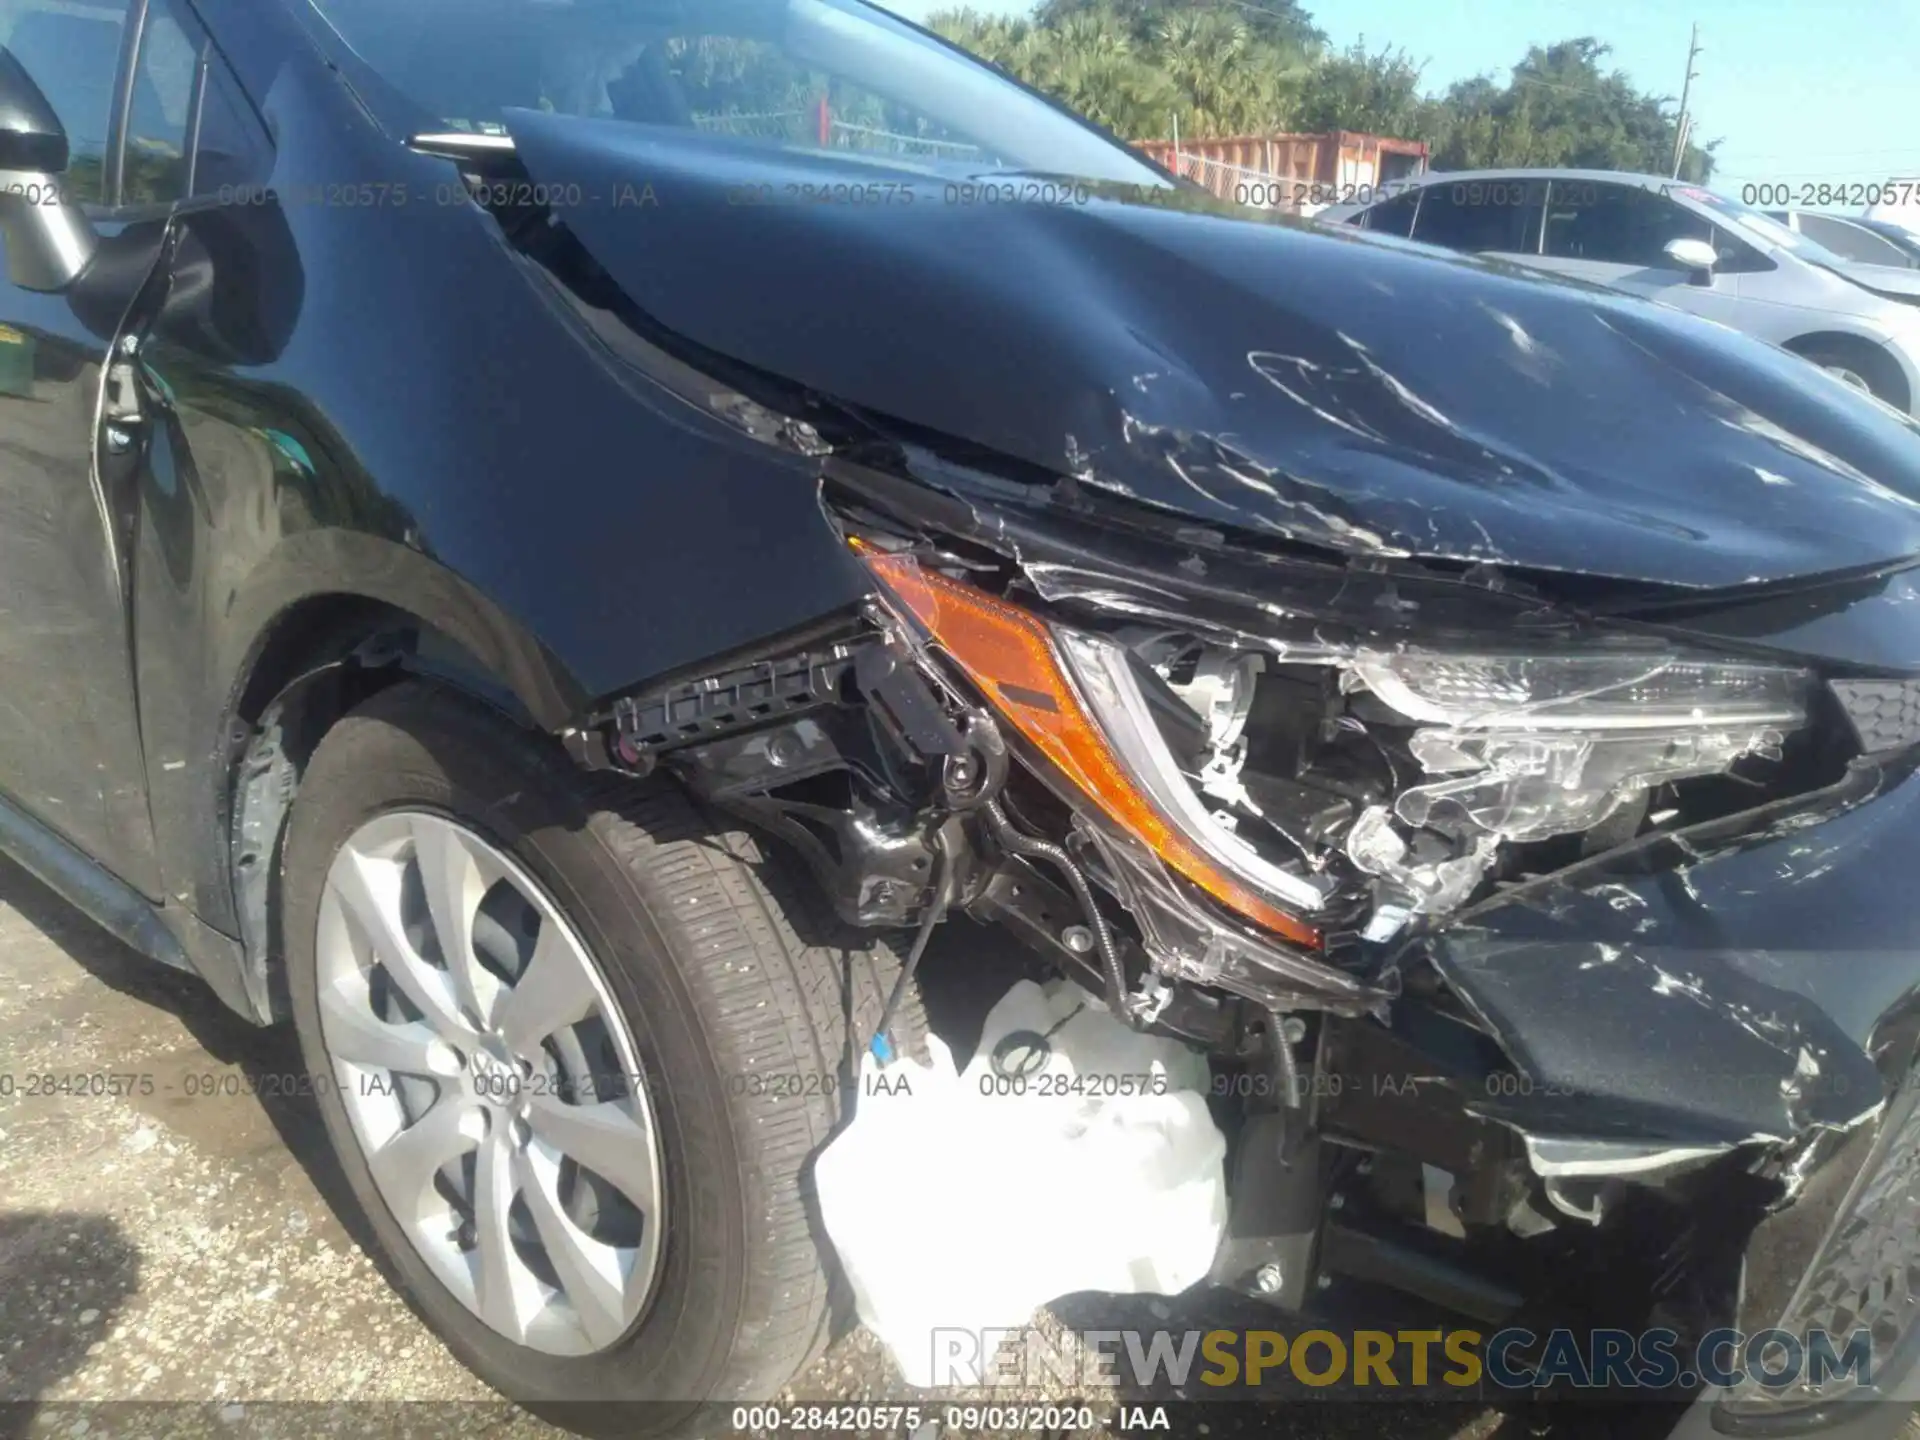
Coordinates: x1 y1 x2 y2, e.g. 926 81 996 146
1627 563 1920 675
1422 754 1920 1149
508 107 1920 591
99 14 873 951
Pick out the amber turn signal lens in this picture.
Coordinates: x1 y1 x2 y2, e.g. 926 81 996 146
856 542 1319 949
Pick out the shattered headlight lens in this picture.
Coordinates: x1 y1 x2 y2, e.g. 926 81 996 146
1346 652 1810 912
1349 652 1806 731
1399 725 1789 839
861 539 1815 947
1054 628 1335 915
857 544 1327 946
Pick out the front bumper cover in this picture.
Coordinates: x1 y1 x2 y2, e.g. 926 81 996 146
1398 754 1920 1430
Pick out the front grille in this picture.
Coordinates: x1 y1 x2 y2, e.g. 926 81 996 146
1830 679 1920 754
1723 1074 1920 1420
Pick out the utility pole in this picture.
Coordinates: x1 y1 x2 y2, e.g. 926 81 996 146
1671 23 1702 179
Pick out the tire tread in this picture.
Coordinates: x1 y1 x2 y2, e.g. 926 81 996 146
568 772 922 1398
283 683 925 1426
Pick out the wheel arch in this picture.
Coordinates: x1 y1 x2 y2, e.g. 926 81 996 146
218 544 595 1022
1781 329 1913 412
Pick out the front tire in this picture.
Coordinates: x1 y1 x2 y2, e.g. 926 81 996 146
282 683 923 1436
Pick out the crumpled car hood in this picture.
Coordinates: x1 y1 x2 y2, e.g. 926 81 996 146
506 111 1920 589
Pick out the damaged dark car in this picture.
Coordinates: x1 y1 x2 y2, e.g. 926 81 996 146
2 0 1919 1434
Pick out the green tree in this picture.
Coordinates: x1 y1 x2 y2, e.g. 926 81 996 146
927 6 1718 178
1037 0 1324 52
1431 39 1716 180
935 3 1310 139
1152 10 1310 134
1291 41 1439 138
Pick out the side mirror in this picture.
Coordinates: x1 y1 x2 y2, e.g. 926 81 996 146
0 48 98 292
1664 236 1718 287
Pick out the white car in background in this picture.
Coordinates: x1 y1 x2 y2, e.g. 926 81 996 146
1866 183 1920 238
1328 168 1920 412
1768 209 1920 269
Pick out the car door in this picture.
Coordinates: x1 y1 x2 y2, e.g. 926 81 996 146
0 0 197 897
1526 178 1753 330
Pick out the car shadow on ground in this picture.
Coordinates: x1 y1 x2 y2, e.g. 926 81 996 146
0 1211 140 1434
0 859 393 1282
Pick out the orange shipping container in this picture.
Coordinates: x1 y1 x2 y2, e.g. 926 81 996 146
1135 130 1429 211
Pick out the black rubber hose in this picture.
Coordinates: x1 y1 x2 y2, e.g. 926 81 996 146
1275 1020 1304 1109
982 799 1132 1021
869 832 953 1062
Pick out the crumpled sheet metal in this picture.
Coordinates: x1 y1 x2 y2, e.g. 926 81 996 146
511 100 1920 591
1413 758 1920 1160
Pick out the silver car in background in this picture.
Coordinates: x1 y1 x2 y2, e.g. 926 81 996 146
1330 168 1920 412
1767 209 1920 269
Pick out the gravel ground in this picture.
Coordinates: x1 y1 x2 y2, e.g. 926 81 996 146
0 854 1906 1440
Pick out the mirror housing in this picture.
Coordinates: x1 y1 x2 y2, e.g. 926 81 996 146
0 47 98 292
1665 236 1719 287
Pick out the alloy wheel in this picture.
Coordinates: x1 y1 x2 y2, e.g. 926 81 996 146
314 810 664 1356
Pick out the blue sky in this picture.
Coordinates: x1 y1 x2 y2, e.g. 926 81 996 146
875 0 1920 199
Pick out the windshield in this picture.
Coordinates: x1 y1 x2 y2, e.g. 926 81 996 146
1862 221 1920 262
1675 184 1855 265
304 0 1166 186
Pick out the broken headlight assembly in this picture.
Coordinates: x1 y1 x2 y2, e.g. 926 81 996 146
1340 649 1808 915
858 542 1816 965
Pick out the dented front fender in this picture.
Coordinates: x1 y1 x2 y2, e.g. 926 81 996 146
1416 754 1920 1151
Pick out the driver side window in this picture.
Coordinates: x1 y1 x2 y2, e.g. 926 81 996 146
1708 224 1773 275
1542 181 1712 268
0 0 134 206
